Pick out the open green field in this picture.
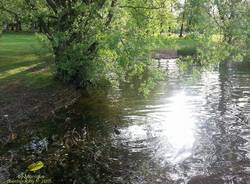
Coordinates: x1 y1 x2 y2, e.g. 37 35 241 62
0 33 54 88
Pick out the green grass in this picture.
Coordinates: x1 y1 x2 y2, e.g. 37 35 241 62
151 34 199 56
0 33 199 90
0 33 55 88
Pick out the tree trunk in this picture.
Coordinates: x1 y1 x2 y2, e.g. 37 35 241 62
179 0 187 37
30 22 35 32
10 24 14 31
7 15 22 32
168 26 171 35
179 21 184 37
15 19 22 32
4 21 9 31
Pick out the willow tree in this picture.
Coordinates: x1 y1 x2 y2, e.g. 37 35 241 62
206 0 249 61
23 0 175 90
211 0 249 43
177 0 249 62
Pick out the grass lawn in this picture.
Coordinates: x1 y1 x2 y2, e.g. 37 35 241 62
151 34 199 57
0 33 79 125
0 33 54 88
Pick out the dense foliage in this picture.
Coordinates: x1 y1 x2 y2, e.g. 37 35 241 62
182 0 249 62
0 0 249 90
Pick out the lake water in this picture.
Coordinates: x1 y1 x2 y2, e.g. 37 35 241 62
2 60 250 184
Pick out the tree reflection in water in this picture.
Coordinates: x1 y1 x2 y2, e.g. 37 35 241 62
1 61 250 183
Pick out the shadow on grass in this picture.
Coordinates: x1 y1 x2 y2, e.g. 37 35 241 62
0 56 42 73
0 33 55 89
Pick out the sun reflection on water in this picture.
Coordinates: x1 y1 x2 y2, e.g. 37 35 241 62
112 61 250 182
119 91 197 164
157 92 196 163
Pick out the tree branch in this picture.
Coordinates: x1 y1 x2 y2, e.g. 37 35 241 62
118 5 164 10
46 0 58 14
105 0 117 26
0 5 19 17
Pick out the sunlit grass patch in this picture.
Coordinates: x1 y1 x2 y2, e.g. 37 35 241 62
0 33 54 88
151 34 199 57
0 63 41 80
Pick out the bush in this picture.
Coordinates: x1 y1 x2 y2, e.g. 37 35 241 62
177 46 197 57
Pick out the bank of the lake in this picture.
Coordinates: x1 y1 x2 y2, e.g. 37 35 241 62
0 33 198 127
0 33 80 130
4 33 250 184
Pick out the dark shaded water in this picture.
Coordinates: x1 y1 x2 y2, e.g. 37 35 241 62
1 60 250 183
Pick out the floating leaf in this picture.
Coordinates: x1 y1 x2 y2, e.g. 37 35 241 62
27 161 44 172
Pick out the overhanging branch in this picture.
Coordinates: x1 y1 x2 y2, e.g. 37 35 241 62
118 5 165 10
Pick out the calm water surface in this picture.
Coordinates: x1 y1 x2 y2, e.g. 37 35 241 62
3 60 250 183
